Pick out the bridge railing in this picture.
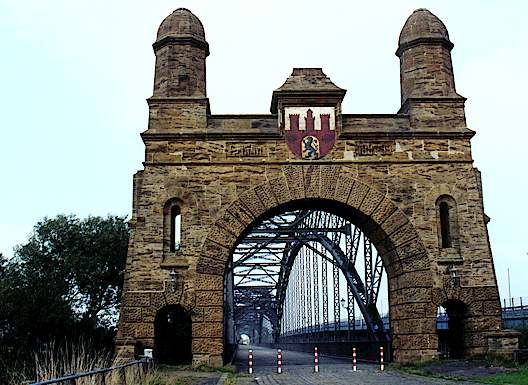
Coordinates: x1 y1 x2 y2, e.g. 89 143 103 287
502 296 528 311
28 358 152 385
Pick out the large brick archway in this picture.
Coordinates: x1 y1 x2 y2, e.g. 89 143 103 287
116 8 506 366
195 165 437 363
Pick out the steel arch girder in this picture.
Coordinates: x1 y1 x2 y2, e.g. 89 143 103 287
274 235 389 342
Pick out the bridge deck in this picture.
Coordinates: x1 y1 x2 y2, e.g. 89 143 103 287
232 345 480 385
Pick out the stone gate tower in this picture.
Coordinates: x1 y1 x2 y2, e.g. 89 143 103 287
116 8 510 365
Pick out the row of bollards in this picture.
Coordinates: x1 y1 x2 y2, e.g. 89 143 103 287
248 346 386 374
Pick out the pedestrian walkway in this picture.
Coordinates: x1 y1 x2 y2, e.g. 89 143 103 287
233 345 483 385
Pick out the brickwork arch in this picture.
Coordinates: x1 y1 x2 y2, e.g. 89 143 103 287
196 164 438 362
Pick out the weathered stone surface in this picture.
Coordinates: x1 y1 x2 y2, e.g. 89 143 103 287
135 323 155 338
122 307 143 323
192 338 223 354
193 322 223 338
196 256 225 275
142 307 157 322
123 293 150 308
392 318 436 334
117 8 504 366
334 176 354 203
400 253 430 272
202 239 228 260
347 181 369 209
238 188 267 218
268 175 291 205
370 197 397 225
202 306 224 322
391 287 432 305
380 209 410 237
320 165 341 199
206 225 237 249
254 183 278 210
359 187 385 216
391 302 432 320
487 330 522 360
304 164 321 198
393 333 437 350
392 270 433 289
194 274 223 291
195 290 223 307
150 292 166 311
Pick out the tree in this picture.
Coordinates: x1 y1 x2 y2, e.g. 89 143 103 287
0 214 129 378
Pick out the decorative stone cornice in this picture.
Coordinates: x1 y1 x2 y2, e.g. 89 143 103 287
152 36 210 56
396 37 454 57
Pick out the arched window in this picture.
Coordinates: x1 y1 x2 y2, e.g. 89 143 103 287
170 206 181 251
163 199 182 254
436 195 459 252
439 201 451 248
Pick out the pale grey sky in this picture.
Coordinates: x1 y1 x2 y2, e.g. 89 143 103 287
1 0 526 302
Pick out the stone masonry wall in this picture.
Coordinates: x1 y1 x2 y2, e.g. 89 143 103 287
116 123 502 363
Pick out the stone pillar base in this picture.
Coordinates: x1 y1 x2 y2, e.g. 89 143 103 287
192 353 223 368
394 349 439 363
486 329 521 360
114 340 135 363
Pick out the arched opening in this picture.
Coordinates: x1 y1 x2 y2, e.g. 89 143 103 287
437 300 467 359
170 205 181 252
163 199 182 253
439 202 451 248
436 195 459 251
154 305 192 365
239 334 250 345
224 199 392 361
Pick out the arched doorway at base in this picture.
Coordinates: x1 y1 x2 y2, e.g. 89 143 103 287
154 305 192 365
437 299 467 359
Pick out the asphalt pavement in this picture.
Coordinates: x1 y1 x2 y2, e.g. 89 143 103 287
233 345 484 385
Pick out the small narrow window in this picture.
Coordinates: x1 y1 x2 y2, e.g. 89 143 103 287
439 201 451 248
170 206 181 252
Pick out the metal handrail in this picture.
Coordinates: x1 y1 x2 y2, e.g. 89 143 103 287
28 358 152 385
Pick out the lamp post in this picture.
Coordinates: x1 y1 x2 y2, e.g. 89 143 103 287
448 265 460 288
169 269 178 293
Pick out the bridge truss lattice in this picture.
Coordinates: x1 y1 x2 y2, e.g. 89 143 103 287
226 209 390 344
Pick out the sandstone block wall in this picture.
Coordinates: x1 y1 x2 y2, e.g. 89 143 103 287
116 7 507 366
116 115 503 363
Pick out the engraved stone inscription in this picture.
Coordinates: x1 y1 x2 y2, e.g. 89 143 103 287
227 143 264 157
354 141 395 156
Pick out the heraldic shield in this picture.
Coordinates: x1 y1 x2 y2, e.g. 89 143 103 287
284 107 336 159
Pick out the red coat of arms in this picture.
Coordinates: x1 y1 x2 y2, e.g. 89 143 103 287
284 107 336 159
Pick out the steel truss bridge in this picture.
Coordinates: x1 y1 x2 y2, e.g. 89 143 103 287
224 209 390 347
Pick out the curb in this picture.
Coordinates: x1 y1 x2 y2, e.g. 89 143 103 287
216 373 229 385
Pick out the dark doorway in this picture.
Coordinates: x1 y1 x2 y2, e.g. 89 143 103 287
437 300 467 359
154 305 192 365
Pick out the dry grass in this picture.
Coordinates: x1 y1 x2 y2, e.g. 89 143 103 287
6 339 153 385
32 340 112 383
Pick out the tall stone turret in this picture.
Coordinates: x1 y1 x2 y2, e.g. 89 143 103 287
153 8 208 98
396 9 466 128
147 8 209 133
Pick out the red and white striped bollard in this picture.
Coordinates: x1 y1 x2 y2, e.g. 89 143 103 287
352 347 357 372
248 349 253 374
277 349 282 374
314 346 319 373
380 346 384 371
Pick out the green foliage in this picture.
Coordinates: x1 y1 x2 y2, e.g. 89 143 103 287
0 214 129 382
475 365 528 384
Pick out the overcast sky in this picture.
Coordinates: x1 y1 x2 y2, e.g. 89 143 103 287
1 0 526 303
